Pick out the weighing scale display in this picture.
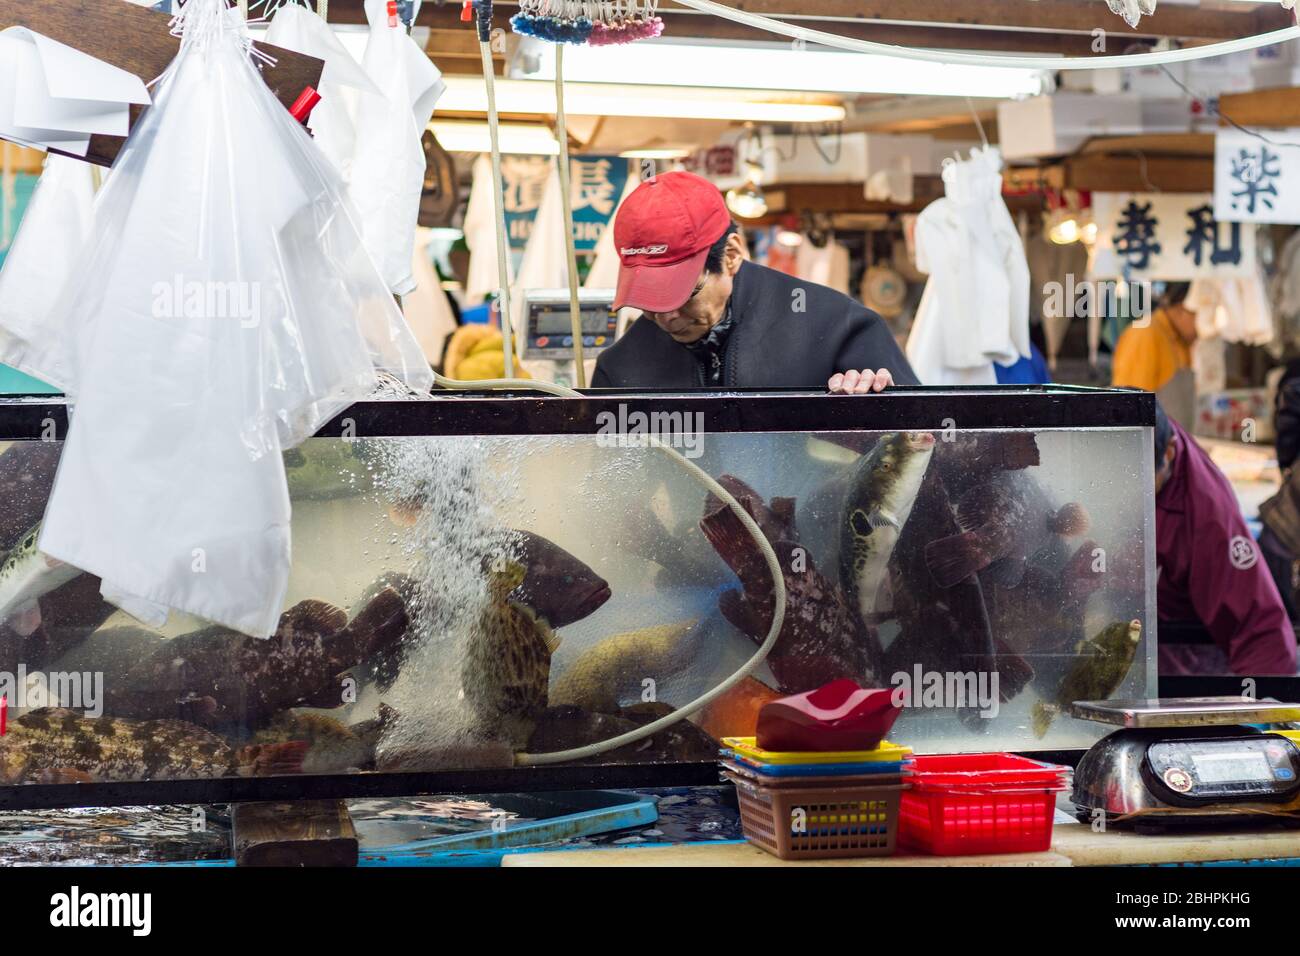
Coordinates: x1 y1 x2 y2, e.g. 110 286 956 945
534 309 611 336
523 290 619 361
1144 735 1300 803
1190 751 1272 784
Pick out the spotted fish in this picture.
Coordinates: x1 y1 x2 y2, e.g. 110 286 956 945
460 560 561 749
1031 619 1143 738
0 522 80 636
0 708 307 784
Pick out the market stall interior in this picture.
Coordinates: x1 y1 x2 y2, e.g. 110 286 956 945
0 0 1296 866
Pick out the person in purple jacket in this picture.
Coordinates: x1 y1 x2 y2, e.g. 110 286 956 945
1154 400 1298 676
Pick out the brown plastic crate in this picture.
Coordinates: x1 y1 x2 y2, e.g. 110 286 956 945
723 770 906 861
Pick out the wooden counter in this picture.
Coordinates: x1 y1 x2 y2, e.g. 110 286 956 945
502 823 1300 867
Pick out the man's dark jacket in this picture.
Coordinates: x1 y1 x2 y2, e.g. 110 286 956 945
591 260 919 388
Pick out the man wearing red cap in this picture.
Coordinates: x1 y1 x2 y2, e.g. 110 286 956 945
592 171 917 392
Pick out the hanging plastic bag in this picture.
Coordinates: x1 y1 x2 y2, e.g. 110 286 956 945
264 0 379 180
32 0 431 638
0 154 96 393
349 0 446 294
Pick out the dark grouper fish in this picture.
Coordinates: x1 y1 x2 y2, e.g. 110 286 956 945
0 708 307 783
839 432 936 623
103 589 408 729
925 471 1090 589
702 475 881 694
493 529 612 629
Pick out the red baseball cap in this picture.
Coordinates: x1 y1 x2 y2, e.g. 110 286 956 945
612 170 732 313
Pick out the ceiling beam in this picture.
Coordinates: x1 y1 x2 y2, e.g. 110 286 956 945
1066 152 1214 191
326 0 1270 49
669 0 1293 41
1218 86 1300 127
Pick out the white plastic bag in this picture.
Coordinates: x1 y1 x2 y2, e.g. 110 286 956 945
0 154 96 393
263 1 379 180
32 0 431 637
349 0 446 294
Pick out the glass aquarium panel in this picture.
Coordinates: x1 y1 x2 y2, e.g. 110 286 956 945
0 396 1156 794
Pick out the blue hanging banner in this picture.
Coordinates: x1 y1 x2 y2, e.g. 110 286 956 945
500 155 552 251
568 155 628 252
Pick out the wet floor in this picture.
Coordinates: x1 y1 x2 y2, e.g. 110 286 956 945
0 787 742 864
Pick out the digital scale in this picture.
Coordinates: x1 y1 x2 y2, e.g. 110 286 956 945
1071 697 1300 832
521 289 619 362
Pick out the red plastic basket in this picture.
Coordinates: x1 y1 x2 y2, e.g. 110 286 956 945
899 753 1068 856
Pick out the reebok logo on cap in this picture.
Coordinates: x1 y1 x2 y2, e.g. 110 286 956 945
612 170 731 313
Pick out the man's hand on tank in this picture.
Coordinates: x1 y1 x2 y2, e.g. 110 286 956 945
827 369 893 394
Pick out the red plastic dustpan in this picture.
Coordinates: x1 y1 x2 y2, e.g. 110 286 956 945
756 679 903 753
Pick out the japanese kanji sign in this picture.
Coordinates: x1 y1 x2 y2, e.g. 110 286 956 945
569 155 628 252
501 155 552 251
1091 192 1255 279
1214 129 1300 224
500 155 627 252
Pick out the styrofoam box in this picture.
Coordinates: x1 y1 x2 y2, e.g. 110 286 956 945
768 132 936 183
1139 97 1201 133
1186 50 1259 96
997 93 1144 160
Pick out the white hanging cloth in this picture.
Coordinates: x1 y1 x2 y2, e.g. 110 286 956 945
1192 335 1227 396
349 0 446 294
509 160 567 339
0 154 96 392
25 0 431 638
402 233 459 367
795 236 851 295
463 153 506 305
1187 271 1274 347
584 168 640 289
264 1 379 180
905 147 1030 385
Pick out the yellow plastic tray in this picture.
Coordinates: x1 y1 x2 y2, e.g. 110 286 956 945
722 736 912 765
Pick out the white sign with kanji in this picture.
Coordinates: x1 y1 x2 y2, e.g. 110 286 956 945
1214 129 1300 224
1091 192 1256 280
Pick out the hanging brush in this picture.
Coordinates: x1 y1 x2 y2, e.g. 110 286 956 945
512 0 661 46
589 0 663 45
511 0 592 44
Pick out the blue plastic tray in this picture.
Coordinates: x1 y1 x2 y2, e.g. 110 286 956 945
724 751 909 777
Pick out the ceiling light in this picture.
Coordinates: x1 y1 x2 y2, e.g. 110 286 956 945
619 147 692 159
437 77 845 123
1049 216 1080 244
429 120 560 155
526 39 1046 99
726 161 768 219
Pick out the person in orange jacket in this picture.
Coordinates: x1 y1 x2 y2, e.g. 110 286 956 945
1111 281 1195 393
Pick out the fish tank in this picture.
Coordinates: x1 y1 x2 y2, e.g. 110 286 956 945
0 385 1156 808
